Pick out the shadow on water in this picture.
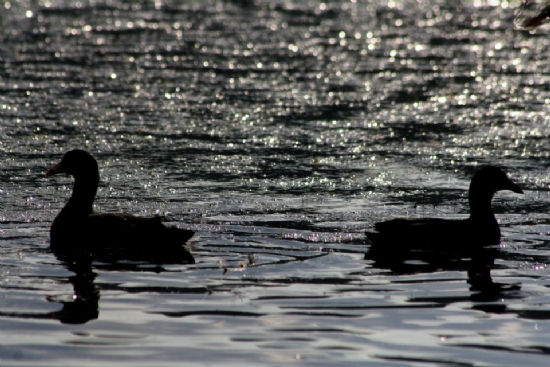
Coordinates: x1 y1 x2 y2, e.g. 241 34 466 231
364 243 542 317
48 259 99 325
0 256 100 325
0 243 197 325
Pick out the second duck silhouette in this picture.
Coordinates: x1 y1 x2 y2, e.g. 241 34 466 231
46 150 195 263
366 166 523 252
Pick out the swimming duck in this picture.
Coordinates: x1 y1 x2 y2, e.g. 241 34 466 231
47 150 195 263
365 166 523 253
516 3 550 29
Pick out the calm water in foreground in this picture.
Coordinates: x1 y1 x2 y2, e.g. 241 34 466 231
2 1 550 366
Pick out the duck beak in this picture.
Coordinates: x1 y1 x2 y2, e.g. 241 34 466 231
506 180 524 194
45 163 63 178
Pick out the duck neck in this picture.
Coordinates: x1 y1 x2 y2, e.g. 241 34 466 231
63 173 99 217
468 190 496 222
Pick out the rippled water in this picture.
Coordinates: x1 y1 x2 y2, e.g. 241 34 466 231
2 0 550 366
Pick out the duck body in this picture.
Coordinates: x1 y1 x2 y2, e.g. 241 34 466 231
366 217 499 254
366 166 523 254
47 150 195 263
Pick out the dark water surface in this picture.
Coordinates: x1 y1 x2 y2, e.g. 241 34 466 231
2 0 550 366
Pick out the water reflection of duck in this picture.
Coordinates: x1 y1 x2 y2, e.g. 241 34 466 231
367 243 520 294
53 260 100 324
47 150 195 263
366 166 523 254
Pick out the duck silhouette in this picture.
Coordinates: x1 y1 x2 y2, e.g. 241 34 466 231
47 150 195 263
365 166 523 253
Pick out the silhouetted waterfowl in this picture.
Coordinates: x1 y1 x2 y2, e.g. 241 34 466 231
366 166 523 253
47 150 195 263
516 3 550 29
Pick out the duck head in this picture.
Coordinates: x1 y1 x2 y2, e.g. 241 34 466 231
46 150 99 180
470 166 523 197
